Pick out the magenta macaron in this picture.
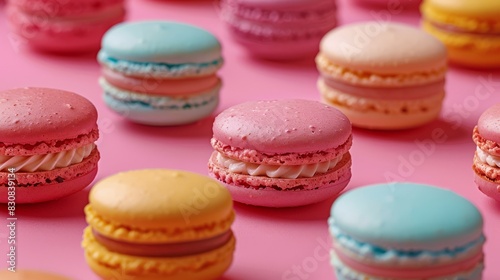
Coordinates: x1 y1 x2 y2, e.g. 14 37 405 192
219 0 337 60
0 87 100 203
208 99 352 207
473 103 500 201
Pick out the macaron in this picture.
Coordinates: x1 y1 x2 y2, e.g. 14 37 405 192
82 169 236 280
219 0 337 60
316 22 447 130
473 103 500 201
329 183 485 280
98 21 223 126
0 270 71 279
0 87 100 204
208 99 352 207
6 0 125 53
421 0 500 68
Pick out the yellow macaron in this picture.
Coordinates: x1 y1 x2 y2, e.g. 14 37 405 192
82 169 236 280
421 0 500 68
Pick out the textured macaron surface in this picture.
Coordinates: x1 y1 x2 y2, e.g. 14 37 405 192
0 87 98 148
319 22 446 75
212 99 351 154
330 183 483 251
87 169 234 243
477 104 500 144
100 21 222 64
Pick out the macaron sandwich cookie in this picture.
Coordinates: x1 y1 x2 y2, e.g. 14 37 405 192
99 21 223 126
7 0 125 52
219 0 337 60
473 104 500 201
0 87 100 203
316 22 447 130
421 0 500 68
329 183 485 280
82 169 236 280
208 99 352 207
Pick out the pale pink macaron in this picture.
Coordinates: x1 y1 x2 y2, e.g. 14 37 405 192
316 22 447 130
219 0 337 60
0 87 100 203
208 99 352 207
6 0 125 53
473 104 500 201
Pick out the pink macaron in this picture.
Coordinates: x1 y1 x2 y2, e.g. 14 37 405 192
0 87 100 203
208 99 352 207
473 103 500 201
219 0 337 60
6 0 125 53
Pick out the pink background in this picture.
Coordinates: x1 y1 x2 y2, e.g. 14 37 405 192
1 0 500 279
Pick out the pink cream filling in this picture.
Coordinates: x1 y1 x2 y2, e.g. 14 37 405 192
93 229 233 257
102 67 220 96
334 248 483 279
322 76 445 100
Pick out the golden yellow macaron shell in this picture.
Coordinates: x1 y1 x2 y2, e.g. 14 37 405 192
85 169 234 244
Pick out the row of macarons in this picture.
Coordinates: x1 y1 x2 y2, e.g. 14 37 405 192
1 87 499 205
0 178 488 280
0 88 491 278
5 0 499 69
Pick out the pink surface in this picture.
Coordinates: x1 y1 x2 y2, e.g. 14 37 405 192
0 0 500 279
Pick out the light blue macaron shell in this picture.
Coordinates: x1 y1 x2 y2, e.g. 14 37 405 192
330 183 483 250
100 21 222 64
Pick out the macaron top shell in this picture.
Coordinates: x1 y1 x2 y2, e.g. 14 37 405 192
0 87 98 145
424 0 500 18
477 103 500 143
331 183 483 251
88 169 233 242
213 99 351 154
100 21 222 64
0 270 70 280
320 22 447 74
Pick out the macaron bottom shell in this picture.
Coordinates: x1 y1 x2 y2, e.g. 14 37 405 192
83 227 235 280
331 250 484 280
215 173 351 208
0 152 99 204
326 102 442 130
103 89 219 126
474 173 500 202
422 22 500 69
228 28 322 60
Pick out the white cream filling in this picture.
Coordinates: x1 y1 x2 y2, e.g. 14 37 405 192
215 152 342 179
476 147 500 168
0 143 95 172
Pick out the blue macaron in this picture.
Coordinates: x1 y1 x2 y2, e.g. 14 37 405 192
98 21 223 126
329 183 485 280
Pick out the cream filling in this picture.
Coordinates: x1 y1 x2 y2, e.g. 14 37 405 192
476 147 500 168
215 152 342 179
0 143 95 172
